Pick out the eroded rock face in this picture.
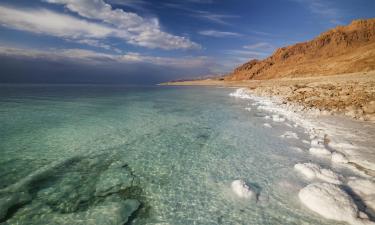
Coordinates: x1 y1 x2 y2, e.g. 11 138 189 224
299 183 372 225
226 19 375 81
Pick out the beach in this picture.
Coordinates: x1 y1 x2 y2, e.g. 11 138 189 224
163 71 375 224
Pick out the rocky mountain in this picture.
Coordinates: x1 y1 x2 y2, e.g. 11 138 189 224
226 18 375 81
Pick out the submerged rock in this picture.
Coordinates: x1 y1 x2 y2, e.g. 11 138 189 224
231 180 253 199
0 191 31 221
299 183 373 225
95 161 134 197
49 199 140 225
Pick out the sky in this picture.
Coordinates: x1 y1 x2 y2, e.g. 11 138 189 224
0 0 374 84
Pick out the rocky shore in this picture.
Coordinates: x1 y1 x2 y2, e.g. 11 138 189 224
251 79 375 122
163 71 375 122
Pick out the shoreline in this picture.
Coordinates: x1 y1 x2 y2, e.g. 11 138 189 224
228 88 375 224
162 71 375 122
165 72 375 223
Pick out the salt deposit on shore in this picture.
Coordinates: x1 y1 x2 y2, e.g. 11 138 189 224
231 180 254 199
299 183 373 225
294 163 343 184
230 88 375 224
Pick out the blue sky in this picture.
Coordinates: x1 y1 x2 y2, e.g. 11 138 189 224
0 0 374 84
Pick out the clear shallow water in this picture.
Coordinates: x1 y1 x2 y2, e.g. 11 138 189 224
0 85 349 225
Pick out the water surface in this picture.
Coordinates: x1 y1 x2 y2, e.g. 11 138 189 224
0 85 347 224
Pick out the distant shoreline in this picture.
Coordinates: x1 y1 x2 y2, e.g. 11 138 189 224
162 71 375 122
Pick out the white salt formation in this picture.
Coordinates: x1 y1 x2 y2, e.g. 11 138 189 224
294 163 342 184
347 178 375 212
331 151 349 163
245 107 251 111
299 183 373 225
280 131 299 139
309 137 331 156
272 114 286 122
263 123 272 128
231 180 253 199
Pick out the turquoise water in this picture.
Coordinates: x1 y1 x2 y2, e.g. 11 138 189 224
0 85 346 224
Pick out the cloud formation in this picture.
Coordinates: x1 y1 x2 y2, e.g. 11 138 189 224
243 42 273 50
0 3 200 50
0 46 210 68
198 30 242 37
291 0 343 24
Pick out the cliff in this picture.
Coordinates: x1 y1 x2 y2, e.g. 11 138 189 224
226 18 375 80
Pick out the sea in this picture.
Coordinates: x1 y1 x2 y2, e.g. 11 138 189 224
0 85 349 225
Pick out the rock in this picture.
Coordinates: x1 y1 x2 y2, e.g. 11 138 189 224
347 178 375 212
231 180 253 199
0 191 31 221
363 101 375 114
263 123 272 128
95 161 134 197
299 183 372 225
309 147 331 156
331 152 349 163
49 199 140 225
294 163 342 184
280 131 299 139
272 114 285 122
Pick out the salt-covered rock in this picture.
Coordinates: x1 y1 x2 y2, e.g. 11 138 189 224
245 107 251 111
309 147 331 156
310 137 325 147
231 180 253 199
280 131 299 139
294 163 342 184
299 183 372 225
272 114 286 122
347 178 375 212
290 147 303 152
263 123 272 128
95 161 134 197
331 152 349 163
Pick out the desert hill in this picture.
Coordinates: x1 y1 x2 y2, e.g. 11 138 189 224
226 18 375 80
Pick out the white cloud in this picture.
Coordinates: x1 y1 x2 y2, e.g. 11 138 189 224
291 0 343 24
0 6 114 39
44 0 200 50
0 4 200 50
198 30 242 38
223 49 267 57
0 46 209 68
243 42 273 50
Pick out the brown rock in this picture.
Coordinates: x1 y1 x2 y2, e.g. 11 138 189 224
363 101 375 114
226 18 375 81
